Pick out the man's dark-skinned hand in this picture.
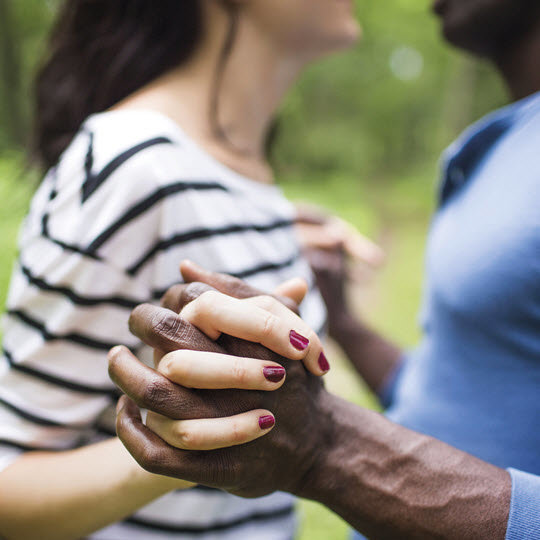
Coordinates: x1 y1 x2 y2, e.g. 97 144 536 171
109 264 329 498
109 262 511 539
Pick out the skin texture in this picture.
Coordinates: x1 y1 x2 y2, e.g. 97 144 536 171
111 266 512 539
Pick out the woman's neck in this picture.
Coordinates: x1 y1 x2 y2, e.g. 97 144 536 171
115 7 306 184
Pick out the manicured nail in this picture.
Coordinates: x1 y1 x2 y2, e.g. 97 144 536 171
263 366 286 383
259 415 275 430
289 330 309 350
318 351 330 372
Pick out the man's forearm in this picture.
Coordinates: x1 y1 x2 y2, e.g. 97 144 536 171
299 393 511 540
331 315 402 395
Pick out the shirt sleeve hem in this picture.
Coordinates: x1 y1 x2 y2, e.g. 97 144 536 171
378 353 407 409
505 468 540 540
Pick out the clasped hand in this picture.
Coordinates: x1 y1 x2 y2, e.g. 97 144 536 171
108 261 333 498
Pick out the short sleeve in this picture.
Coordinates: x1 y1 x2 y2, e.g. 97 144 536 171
0 123 176 464
505 468 540 540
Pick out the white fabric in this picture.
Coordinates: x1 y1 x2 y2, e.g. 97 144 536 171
0 109 326 539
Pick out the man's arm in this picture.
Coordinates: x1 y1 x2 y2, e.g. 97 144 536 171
110 273 514 539
301 392 511 539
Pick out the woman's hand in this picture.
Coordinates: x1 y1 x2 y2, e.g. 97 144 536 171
179 290 330 375
111 345 285 452
109 266 332 497
294 204 384 338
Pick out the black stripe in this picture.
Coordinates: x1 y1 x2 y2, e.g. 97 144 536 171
0 438 75 453
39 167 105 261
40 221 104 262
127 219 294 276
82 136 174 203
3 348 118 397
94 424 117 437
20 264 141 309
125 505 294 534
151 253 301 300
190 484 223 492
87 180 229 253
0 396 88 429
233 254 299 279
7 309 121 352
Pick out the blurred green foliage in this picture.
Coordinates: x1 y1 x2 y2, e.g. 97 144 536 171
0 1 510 538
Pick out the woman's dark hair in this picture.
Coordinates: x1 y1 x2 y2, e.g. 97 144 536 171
34 0 233 170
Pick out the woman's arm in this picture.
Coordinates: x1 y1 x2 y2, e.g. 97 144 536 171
0 438 190 540
294 210 402 394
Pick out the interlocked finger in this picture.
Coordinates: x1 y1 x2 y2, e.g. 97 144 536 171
158 349 286 390
180 291 329 375
128 303 222 354
146 409 275 451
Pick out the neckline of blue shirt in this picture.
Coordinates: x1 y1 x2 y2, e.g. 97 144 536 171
439 90 540 205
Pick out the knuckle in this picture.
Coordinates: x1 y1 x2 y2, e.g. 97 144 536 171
278 295 299 314
142 379 169 410
199 289 220 306
187 290 218 321
139 445 163 473
223 275 248 297
229 419 244 444
231 359 248 387
182 282 214 305
254 295 277 311
152 311 182 341
176 424 198 449
261 312 278 340
161 284 186 311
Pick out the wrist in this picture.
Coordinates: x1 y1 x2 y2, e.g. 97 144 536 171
294 392 364 502
328 311 363 342
119 437 195 493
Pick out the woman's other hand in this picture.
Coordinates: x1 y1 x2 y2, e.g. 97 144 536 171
294 204 384 339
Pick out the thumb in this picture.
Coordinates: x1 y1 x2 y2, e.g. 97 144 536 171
273 278 308 305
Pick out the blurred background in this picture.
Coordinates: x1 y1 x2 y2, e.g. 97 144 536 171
0 0 506 538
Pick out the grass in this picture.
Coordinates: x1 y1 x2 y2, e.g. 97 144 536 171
0 153 436 539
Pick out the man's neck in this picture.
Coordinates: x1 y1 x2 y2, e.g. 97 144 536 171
494 19 540 101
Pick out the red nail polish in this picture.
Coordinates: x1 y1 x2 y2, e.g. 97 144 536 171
318 351 330 372
259 415 275 430
289 330 309 350
263 366 286 383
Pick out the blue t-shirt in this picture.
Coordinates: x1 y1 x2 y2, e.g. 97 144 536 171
357 92 540 539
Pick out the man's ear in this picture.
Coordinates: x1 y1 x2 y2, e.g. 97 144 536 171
273 278 308 305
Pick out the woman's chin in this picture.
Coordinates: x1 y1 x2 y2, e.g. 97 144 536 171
320 24 363 56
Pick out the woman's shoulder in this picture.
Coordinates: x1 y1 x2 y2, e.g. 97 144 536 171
50 108 223 207
77 109 189 185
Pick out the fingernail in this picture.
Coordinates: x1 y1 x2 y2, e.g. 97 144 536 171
289 330 309 350
318 351 330 372
259 415 275 430
263 366 286 383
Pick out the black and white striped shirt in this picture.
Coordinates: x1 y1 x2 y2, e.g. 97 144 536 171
0 109 327 539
